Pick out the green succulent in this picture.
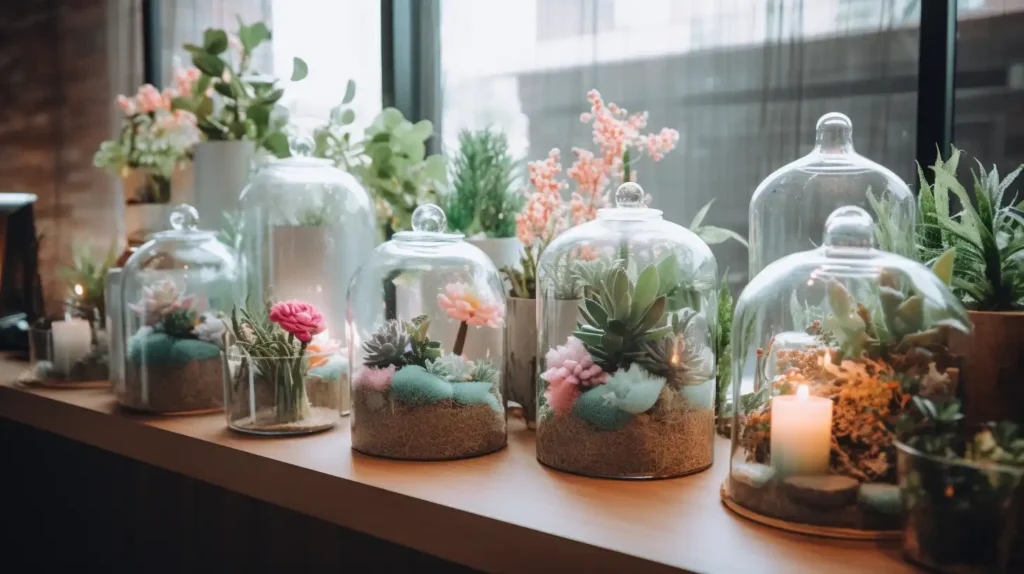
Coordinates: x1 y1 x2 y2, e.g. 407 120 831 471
362 319 411 368
404 314 442 366
161 309 198 339
425 353 473 381
574 262 673 372
638 309 713 388
469 360 498 385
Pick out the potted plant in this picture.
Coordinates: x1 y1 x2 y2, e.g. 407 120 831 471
94 63 201 244
882 148 1024 423
444 127 525 270
172 19 308 229
896 396 1024 573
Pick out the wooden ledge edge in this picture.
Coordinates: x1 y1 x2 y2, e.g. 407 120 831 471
0 386 688 574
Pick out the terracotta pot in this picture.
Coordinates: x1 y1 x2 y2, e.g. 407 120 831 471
505 297 538 429
962 310 1024 424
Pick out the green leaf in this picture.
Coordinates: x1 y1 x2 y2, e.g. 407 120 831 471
636 296 667 334
697 225 749 247
827 280 853 317
239 20 271 52
342 79 356 104
290 57 308 82
196 96 214 118
339 108 355 125
203 29 228 55
170 96 194 112
655 255 679 296
183 43 204 53
609 268 631 320
262 132 291 158
931 247 956 286
257 88 285 105
247 104 271 131
192 52 225 78
213 82 235 98
583 299 608 326
194 75 211 97
690 199 714 229
410 120 433 142
631 264 659 320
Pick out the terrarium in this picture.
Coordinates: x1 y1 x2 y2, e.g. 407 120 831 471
748 112 915 277
535 182 718 479
238 156 377 413
118 205 236 414
725 206 972 538
348 204 507 460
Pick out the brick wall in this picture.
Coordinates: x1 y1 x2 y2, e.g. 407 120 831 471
0 0 122 315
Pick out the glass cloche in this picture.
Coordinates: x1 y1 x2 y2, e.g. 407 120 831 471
118 205 237 414
726 206 971 536
535 182 718 479
237 156 377 416
347 204 507 460
748 112 915 277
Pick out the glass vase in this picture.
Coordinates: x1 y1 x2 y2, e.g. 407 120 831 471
225 347 343 436
25 317 109 386
897 441 1024 573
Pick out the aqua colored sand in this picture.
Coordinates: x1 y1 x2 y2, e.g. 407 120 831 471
390 365 454 405
126 331 221 367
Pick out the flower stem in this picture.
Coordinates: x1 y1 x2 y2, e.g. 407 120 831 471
453 321 468 356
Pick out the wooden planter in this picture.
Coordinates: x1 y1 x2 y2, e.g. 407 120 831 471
505 297 537 429
963 310 1024 424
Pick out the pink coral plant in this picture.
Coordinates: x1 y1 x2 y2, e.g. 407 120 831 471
128 279 196 325
269 300 326 343
541 336 608 415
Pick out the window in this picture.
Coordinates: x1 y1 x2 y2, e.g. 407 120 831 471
439 0 921 287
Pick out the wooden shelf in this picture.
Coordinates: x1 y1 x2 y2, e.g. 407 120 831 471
0 360 917 573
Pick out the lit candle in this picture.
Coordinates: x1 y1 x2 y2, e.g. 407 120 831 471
51 318 92 375
770 384 833 477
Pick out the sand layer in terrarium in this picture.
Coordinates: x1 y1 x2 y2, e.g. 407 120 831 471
727 463 901 532
351 387 506 460
537 406 714 478
121 357 223 414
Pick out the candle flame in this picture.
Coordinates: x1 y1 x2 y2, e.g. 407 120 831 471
797 384 810 400
73 284 84 297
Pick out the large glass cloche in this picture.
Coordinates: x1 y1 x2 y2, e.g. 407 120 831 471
347 204 507 460
119 205 236 414
535 182 718 479
725 206 971 536
748 112 916 276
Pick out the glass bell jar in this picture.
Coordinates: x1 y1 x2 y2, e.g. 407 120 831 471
118 205 237 414
348 204 507 460
748 112 916 277
237 156 377 415
535 182 718 479
725 206 971 537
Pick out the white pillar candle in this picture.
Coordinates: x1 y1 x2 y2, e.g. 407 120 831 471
51 318 92 375
770 384 833 477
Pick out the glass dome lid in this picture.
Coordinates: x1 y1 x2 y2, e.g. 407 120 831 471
126 204 234 268
748 112 916 277
534 183 719 480
346 203 507 461
725 206 971 536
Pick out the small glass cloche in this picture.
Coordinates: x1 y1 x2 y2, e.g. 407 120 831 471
748 112 916 276
347 204 507 460
726 206 971 537
535 182 718 479
118 205 237 414
238 156 376 360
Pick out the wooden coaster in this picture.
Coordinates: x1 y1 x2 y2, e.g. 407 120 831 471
719 481 901 541
17 370 110 390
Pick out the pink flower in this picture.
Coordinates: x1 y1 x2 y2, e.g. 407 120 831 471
136 84 165 114
516 149 567 247
354 365 396 392
269 300 326 343
541 336 607 415
116 95 136 116
128 279 197 325
437 283 504 328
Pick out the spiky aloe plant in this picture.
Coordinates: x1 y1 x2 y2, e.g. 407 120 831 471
445 127 523 238
918 147 1024 310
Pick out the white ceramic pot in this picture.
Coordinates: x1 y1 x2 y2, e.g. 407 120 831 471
124 203 172 245
193 140 256 230
467 237 523 272
505 296 538 428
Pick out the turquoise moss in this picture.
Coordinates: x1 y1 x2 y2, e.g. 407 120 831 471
390 365 454 405
452 382 501 412
126 331 220 367
309 354 347 381
572 365 667 431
